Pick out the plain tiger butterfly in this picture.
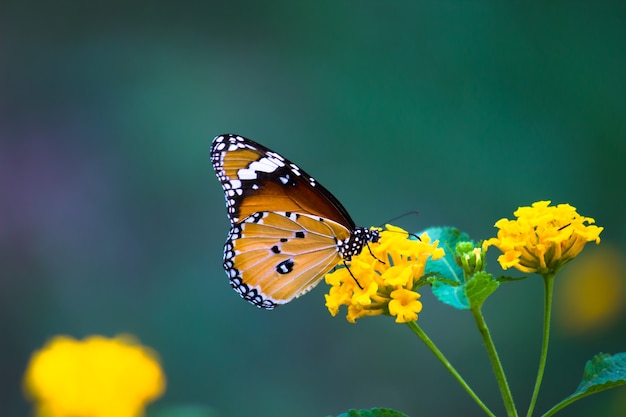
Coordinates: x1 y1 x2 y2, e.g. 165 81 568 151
211 134 380 309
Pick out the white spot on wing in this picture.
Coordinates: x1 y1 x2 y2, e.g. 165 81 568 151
238 169 257 180
238 157 282 180
252 158 282 171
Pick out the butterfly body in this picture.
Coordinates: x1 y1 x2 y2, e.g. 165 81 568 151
211 134 379 309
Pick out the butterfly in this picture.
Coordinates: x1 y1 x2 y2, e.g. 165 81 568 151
211 134 380 309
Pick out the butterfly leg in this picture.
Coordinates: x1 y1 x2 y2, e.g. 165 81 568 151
366 242 385 265
343 261 364 290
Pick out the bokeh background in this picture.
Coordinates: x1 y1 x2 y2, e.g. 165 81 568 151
2 2 626 416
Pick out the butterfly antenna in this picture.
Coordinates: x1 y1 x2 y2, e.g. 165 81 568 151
408 232 421 241
378 210 420 227
343 261 364 290
377 210 421 240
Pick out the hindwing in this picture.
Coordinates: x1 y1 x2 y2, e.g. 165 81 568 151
224 211 352 309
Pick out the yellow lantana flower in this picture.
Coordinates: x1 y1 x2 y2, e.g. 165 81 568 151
325 224 445 323
24 334 166 417
484 201 603 276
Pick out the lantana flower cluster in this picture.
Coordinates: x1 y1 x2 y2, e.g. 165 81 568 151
325 225 445 323
484 200 603 276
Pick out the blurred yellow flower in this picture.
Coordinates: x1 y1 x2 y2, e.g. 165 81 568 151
24 334 166 417
325 224 445 323
557 245 626 335
484 201 603 276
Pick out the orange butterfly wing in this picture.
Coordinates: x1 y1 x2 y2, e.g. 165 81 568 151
226 211 350 307
211 134 378 309
211 134 356 228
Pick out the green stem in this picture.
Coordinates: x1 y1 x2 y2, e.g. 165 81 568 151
472 307 518 417
526 273 555 417
405 321 496 417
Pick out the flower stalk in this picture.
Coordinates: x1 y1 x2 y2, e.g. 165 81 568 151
472 307 518 417
406 321 496 417
526 273 555 417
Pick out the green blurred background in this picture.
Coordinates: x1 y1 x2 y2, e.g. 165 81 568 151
2 2 626 416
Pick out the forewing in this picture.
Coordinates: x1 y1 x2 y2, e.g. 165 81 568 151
224 211 351 309
211 134 356 229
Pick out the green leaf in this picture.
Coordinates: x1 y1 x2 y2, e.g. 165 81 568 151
542 352 626 417
421 228 499 310
429 271 499 310
422 226 471 284
576 352 626 394
465 271 500 308
429 277 470 309
330 408 409 417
